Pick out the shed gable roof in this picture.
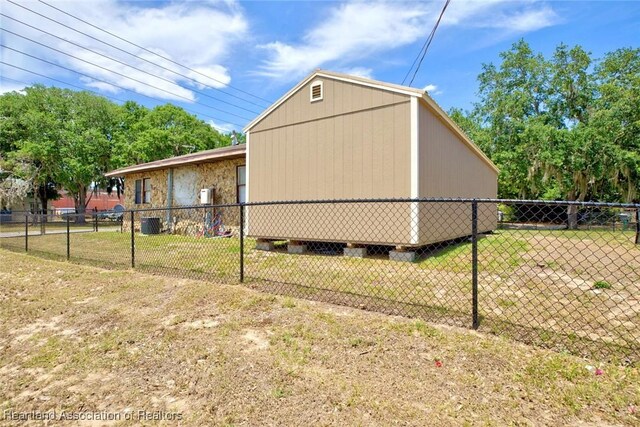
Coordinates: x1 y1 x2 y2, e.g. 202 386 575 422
245 70 498 173
243 70 422 133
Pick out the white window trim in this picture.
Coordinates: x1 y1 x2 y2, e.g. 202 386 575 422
245 131 250 234
143 178 152 204
310 81 323 102
236 165 246 204
410 97 420 245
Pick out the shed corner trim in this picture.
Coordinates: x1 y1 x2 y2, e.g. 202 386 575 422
410 96 420 245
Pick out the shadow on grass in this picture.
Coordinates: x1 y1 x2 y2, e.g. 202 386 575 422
135 263 239 284
245 275 471 328
70 255 131 270
479 315 638 365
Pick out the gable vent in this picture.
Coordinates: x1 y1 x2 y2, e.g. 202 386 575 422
310 81 323 102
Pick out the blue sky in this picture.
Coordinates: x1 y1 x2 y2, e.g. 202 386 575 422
1 0 639 133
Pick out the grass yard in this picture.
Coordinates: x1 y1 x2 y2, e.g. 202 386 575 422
1 228 639 361
0 221 121 235
0 250 638 426
0 223 28 233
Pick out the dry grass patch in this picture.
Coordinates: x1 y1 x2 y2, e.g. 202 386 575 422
0 250 638 426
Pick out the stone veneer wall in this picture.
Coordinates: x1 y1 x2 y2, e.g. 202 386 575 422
122 158 245 234
123 169 169 211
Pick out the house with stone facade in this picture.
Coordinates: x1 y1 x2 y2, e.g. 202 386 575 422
105 144 245 233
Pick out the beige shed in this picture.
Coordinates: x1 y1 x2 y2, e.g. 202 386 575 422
244 70 498 250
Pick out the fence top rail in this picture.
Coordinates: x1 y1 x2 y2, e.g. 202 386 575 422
6 212 105 218
129 198 640 213
6 198 640 216
243 198 640 208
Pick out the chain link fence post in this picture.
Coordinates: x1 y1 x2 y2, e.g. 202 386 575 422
66 214 70 260
472 199 479 330
239 204 245 283
636 209 640 245
130 210 135 269
24 213 28 252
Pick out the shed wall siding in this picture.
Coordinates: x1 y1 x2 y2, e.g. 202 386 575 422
417 102 498 244
247 78 414 245
249 103 412 201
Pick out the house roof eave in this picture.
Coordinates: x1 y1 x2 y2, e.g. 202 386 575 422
104 144 246 177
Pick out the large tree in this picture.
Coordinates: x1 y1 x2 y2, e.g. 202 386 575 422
589 48 640 202
454 41 640 227
55 90 119 219
473 40 552 199
112 103 232 168
1 85 118 221
1 87 237 218
0 86 62 215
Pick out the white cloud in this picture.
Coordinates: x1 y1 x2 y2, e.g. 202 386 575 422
422 84 442 95
185 65 232 90
0 81 27 95
499 7 559 32
207 120 237 133
1 0 248 102
79 77 121 94
338 67 374 79
257 1 429 80
443 1 559 33
257 0 560 82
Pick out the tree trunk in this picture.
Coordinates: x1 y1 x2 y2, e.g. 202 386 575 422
38 184 48 223
566 191 578 230
567 205 578 230
75 186 87 224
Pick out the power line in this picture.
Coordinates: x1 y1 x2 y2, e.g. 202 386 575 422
36 0 273 105
1 32 253 122
1 61 235 133
4 0 270 109
2 64 126 103
1 70 234 136
1 14 261 115
0 48 244 129
0 62 234 133
401 0 451 87
1 75 32 87
1 28 255 121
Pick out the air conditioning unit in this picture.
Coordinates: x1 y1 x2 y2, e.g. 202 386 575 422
200 188 213 205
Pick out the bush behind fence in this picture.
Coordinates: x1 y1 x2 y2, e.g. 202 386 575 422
1 199 639 363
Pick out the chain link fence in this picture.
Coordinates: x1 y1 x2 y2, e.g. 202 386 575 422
1 199 638 363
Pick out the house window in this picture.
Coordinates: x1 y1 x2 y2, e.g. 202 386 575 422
134 180 142 204
237 165 246 203
143 178 152 203
135 178 152 204
310 81 323 102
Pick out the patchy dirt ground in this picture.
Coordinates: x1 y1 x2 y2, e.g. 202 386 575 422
0 250 638 426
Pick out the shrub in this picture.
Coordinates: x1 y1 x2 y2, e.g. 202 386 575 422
593 281 612 290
